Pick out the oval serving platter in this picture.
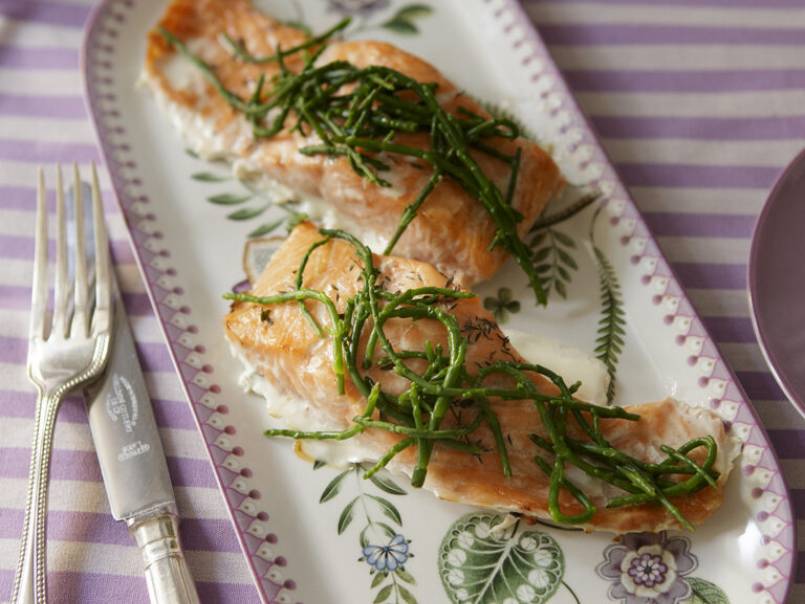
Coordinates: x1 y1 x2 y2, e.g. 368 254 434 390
82 1 795 602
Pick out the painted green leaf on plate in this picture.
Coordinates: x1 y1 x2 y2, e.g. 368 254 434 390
365 468 407 496
248 218 285 238
368 494 402 526
191 171 227 182
337 496 358 535
396 4 432 19
227 204 269 221
381 3 433 35
374 584 393 603
319 468 351 503
382 19 418 34
683 577 730 604
207 193 251 205
398 583 417 604
438 513 564 604
371 572 385 589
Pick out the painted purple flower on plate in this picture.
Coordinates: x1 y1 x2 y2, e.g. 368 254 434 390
327 0 390 16
597 532 697 604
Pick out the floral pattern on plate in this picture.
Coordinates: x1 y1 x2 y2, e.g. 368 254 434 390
597 532 730 604
315 462 418 603
438 513 569 604
81 0 796 601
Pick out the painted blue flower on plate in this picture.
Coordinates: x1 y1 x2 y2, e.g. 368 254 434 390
362 534 410 572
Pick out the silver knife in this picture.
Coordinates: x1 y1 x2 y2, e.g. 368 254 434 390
72 183 201 604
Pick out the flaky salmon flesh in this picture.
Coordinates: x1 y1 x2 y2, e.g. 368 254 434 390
143 0 563 287
225 223 737 534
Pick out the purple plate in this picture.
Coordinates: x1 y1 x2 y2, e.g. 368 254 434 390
749 148 805 417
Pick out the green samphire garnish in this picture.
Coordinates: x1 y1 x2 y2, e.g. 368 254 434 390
224 230 720 530
159 18 545 303
161 17 720 529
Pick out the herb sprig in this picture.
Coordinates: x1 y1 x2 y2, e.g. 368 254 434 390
158 21 550 303
166 17 718 529
224 229 719 529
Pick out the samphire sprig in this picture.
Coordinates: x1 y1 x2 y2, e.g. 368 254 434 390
159 20 549 303
224 229 720 529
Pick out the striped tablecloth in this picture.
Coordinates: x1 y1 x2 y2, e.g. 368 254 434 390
0 0 803 602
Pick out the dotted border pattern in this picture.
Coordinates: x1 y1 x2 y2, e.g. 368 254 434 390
81 2 299 603
80 0 796 602
493 0 796 602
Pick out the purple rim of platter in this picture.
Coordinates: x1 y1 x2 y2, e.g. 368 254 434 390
80 0 796 602
501 3 795 600
80 3 296 603
749 147 805 419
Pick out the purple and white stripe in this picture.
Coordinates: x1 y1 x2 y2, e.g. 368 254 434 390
0 0 259 601
525 0 805 597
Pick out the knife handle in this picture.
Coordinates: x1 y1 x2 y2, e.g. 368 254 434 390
129 512 201 604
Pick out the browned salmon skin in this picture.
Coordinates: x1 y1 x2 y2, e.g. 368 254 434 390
143 0 563 286
225 223 736 534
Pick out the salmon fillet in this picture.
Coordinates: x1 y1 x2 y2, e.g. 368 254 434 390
224 223 737 533
143 0 563 286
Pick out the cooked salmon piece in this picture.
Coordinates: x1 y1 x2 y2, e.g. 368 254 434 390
224 223 737 533
143 0 563 286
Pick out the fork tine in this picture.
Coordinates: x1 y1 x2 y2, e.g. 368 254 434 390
90 163 112 334
52 165 70 338
71 164 89 337
29 168 48 340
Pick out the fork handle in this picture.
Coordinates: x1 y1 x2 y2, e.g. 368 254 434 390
11 389 61 604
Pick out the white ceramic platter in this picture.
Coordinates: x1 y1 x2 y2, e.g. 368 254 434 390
82 1 795 602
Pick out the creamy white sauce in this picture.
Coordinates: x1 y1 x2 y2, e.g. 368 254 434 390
234 328 738 511
231 161 298 204
233 344 379 467
503 329 610 405
291 196 390 252
142 65 249 161
233 331 611 470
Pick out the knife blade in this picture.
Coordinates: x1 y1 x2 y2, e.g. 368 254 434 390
85 298 176 519
72 182 200 604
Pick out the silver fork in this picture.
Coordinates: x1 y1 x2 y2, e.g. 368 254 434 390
11 165 114 604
